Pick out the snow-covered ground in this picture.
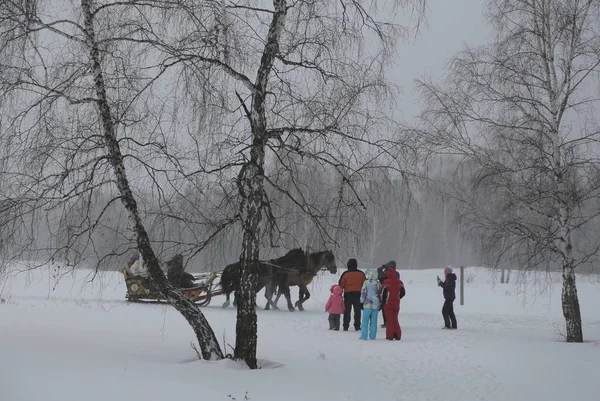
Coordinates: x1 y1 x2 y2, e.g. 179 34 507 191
1 263 600 401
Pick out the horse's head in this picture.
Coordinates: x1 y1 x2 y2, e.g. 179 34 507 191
315 250 337 274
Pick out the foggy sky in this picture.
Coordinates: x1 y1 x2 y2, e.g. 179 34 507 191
391 0 490 124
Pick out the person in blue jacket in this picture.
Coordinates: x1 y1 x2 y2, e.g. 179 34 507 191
359 270 382 340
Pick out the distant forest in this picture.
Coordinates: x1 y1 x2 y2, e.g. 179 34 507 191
5 155 595 275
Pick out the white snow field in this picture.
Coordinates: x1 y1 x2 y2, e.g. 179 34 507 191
1 264 599 401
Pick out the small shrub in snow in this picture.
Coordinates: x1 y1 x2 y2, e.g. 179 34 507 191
221 332 235 359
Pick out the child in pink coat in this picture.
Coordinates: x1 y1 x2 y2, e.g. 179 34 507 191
325 285 345 330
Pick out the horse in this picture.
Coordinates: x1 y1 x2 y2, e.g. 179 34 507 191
220 261 277 309
220 248 310 311
271 249 338 311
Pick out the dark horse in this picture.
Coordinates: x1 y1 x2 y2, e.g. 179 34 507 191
220 260 278 310
220 248 337 311
272 249 337 311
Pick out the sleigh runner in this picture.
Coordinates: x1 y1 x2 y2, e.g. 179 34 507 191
121 269 225 306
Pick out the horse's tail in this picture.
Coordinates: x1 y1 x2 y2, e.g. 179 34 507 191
220 262 239 295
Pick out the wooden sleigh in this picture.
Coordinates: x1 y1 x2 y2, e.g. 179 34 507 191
121 269 224 306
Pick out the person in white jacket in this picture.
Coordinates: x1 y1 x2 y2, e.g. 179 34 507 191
129 255 150 278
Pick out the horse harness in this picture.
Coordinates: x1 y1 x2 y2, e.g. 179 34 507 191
254 246 319 279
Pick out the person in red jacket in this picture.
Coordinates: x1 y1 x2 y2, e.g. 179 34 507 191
380 266 405 340
378 260 400 328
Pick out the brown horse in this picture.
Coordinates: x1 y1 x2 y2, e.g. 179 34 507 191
271 250 338 311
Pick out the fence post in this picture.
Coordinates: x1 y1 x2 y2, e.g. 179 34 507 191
460 265 464 306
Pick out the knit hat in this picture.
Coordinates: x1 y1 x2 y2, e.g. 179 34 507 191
330 284 343 295
167 254 184 267
385 260 397 270
127 254 139 267
444 265 453 275
347 258 358 270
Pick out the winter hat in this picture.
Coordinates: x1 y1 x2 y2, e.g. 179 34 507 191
347 258 358 270
444 265 453 275
385 260 397 270
330 285 343 295
367 269 379 281
127 254 139 267
167 254 184 267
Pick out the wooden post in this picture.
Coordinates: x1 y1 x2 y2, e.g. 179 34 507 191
460 265 464 306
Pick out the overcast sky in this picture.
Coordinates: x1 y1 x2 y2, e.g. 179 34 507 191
390 0 491 123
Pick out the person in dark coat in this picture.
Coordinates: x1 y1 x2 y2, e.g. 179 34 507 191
339 258 366 331
167 254 196 288
381 267 405 340
437 265 457 329
378 261 400 328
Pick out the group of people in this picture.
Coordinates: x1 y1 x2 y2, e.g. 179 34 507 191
325 259 458 341
126 253 197 288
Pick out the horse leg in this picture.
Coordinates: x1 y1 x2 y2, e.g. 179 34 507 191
273 287 283 309
222 292 231 308
281 285 295 312
267 284 280 310
264 283 273 310
294 287 302 309
301 287 311 311
295 285 310 311
273 287 283 306
266 275 281 310
264 286 270 310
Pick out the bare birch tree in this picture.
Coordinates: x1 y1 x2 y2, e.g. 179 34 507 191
417 0 600 342
0 0 224 359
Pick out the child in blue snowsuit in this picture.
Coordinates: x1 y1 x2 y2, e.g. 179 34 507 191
359 270 382 340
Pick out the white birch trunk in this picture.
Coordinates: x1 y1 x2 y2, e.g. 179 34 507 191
234 0 288 369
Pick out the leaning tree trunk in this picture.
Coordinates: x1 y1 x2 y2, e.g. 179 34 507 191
81 0 223 360
233 0 287 369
